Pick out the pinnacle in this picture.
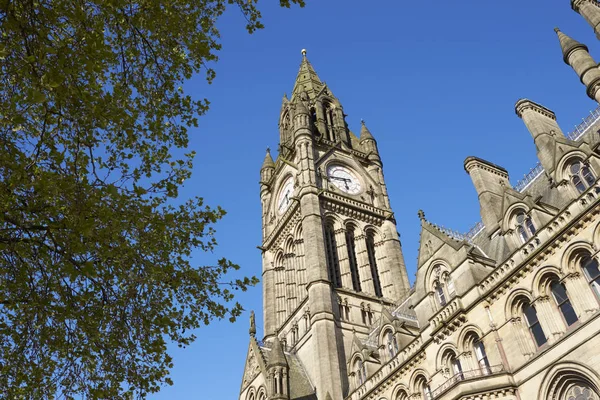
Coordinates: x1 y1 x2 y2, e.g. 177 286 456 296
291 49 324 100
555 27 589 64
261 148 275 169
359 120 375 141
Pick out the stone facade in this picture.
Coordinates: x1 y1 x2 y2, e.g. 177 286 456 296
239 4 600 400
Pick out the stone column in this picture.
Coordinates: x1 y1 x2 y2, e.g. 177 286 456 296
533 296 563 342
511 318 535 357
564 272 599 320
355 233 375 295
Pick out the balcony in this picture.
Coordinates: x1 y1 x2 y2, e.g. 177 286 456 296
431 364 506 399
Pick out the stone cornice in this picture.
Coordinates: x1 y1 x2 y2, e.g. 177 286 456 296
515 98 556 120
263 203 301 250
321 191 393 225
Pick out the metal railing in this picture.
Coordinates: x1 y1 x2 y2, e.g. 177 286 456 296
513 162 544 192
567 105 600 141
431 364 505 398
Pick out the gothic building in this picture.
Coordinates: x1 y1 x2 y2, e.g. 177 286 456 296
239 2 600 400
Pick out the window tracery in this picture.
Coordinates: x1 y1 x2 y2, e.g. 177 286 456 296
514 211 536 244
431 265 456 308
569 160 596 193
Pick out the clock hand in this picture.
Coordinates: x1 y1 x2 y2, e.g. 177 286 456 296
330 176 350 182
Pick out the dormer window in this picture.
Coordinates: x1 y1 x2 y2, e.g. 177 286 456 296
515 211 535 243
570 160 595 193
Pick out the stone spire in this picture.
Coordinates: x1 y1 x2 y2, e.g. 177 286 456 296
555 28 600 103
555 27 589 63
572 0 600 39
291 49 325 100
359 120 375 141
261 148 275 170
260 148 275 185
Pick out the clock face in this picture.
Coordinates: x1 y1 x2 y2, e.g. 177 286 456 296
327 165 362 195
277 177 295 213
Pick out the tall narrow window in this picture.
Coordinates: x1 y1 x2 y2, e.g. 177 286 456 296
523 303 547 347
582 254 600 298
450 356 463 379
346 229 362 292
570 161 596 193
386 330 399 359
515 212 535 243
422 382 433 400
473 341 491 375
356 359 366 386
436 284 447 307
366 233 383 297
551 281 578 326
325 224 341 288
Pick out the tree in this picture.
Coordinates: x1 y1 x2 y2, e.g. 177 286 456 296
0 0 304 397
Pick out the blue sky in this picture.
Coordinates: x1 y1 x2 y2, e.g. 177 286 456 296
150 1 600 398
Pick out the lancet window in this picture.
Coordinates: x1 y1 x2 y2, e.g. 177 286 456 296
366 232 383 297
325 223 341 288
580 252 600 299
550 281 578 327
346 228 362 292
523 302 547 348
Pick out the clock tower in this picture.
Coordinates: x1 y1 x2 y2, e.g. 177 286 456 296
257 50 410 399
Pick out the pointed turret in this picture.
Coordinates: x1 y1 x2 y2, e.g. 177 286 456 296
260 148 275 184
359 120 375 141
555 28 600 102
572 0 600 39
267 336 289 400
359 120 381 166
291 49 325 100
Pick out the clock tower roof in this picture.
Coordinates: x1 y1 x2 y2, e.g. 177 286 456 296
291 49 325 101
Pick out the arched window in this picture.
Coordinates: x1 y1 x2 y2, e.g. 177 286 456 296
570 160 596 193
435 283 447 307
356 359 366 386
325 223 341 288
417 377 432 400
523 303 547 347
366 232 383 297
550 281 578 327
515 211 536 244
309 107 317 135
346 228 362 292
581 253 600 299
473 341 490 375
323 102 335 141
385 330 399 359
395 389 409 400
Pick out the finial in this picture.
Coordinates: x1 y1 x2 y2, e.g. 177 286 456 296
554 27 561 34
301 48 307 57
249 310 256 337
361 119 366 125
418 209 426 221
266 147 270 154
